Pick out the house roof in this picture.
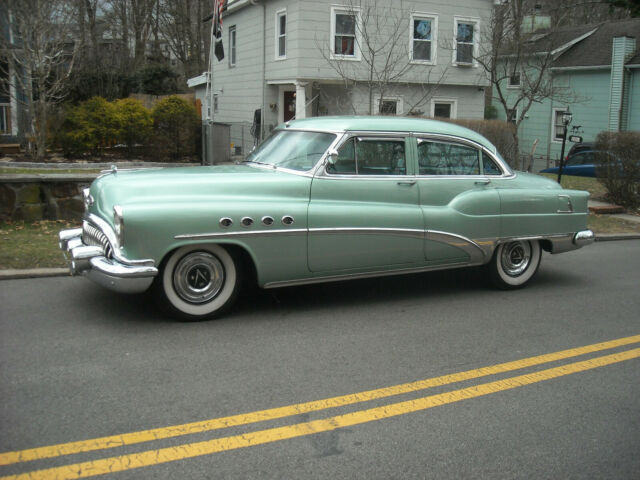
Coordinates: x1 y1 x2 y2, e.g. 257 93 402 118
552 18 640 68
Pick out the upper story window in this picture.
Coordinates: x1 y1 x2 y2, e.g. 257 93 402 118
552 108 566 142
454 17 479 66
508 72 521 87
411 14 437 64
276 10 286 59
327 137 406 176
229 26 237 67
331 6 361 59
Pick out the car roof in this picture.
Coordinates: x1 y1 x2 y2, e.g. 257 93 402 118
282 116 497 152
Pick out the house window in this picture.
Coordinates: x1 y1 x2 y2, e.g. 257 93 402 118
276 10 286 59
552 108 567 142
0 104 10 134
431 99 457 119
331 6 360 59
375 96 403 115
411 15 436 63
213 94 219 113
229 26 236 66
508 72 520 87
454 17 478 65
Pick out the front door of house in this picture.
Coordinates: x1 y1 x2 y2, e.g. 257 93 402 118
284 91 296 122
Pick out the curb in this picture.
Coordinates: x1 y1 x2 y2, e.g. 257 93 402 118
1 233 639 281
0 268 69 281
594 233 640 241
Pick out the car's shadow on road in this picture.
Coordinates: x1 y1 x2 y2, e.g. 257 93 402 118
78 260 589 325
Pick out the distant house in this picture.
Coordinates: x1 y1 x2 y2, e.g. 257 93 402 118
188 0 494 154
494 18 640 164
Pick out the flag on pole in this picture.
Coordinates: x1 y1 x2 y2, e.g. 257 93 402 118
213 0 227 61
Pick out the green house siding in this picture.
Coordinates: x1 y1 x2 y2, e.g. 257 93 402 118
493 67 638 163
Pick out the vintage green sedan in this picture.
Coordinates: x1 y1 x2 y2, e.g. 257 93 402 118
59 116 594 320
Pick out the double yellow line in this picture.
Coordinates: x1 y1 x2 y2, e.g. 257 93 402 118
2 335 639 479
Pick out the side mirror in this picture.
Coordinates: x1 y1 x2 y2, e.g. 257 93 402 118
326 148 339 166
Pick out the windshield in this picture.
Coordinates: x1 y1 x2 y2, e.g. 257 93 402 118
244 130 337 171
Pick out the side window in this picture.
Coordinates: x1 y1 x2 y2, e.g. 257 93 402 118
327 138 406 175
327 137 357 174
482 152 503 175
418 140 480 175
566 153 585 166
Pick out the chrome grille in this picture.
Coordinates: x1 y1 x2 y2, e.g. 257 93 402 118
82 222 113 259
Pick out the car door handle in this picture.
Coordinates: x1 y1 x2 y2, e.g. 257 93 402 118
397 180 417 186
474 179 491 185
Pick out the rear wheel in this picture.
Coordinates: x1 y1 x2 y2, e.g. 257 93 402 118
489 240 541 289
155 244 240 321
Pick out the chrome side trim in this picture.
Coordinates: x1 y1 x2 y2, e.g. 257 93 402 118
263 261 472 289
311 227 425 240
426 230 492 263
174 228 307 240
175 227 425 241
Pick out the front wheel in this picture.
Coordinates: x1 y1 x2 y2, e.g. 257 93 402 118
155 244 240 321
488 240 541 289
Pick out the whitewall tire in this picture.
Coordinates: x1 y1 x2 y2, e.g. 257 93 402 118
489 240 541 289
156 244 240 321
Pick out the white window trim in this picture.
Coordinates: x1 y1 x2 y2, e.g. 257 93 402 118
374 95 404 115
330 5 362 61
430 98 458 119
275 9 287 60
229 25 237 67
453 16 479 67
551 107 566 144
409 13 437 65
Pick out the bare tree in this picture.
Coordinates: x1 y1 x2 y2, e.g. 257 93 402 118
1 0 80 159
158 0 210 78
475 0 585 166
317 0 447 115
104 0 155 67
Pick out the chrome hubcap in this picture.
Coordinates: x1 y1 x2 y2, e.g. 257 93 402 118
500 241 531 277
173 252 225 304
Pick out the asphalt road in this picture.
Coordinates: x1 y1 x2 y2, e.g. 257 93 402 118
1 241 639 479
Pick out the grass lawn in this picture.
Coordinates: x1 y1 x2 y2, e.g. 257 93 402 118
0 221 74 269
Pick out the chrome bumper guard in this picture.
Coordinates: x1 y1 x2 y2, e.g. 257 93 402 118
59 227 158 294
573 229 595 247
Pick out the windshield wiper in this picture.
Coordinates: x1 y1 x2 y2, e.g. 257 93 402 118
242 159 277 169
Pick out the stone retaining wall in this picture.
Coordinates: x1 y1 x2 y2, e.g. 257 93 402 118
0 175 96 222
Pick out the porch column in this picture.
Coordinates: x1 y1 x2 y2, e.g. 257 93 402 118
295 81 307 120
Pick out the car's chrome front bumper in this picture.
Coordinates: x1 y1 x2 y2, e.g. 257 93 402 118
59 227 158 294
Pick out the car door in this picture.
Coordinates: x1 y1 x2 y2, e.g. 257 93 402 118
414 136 502 263
307 134 424 273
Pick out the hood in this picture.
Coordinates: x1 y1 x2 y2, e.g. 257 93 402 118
89 164 312 221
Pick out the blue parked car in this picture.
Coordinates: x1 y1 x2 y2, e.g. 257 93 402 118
540 150 602 177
